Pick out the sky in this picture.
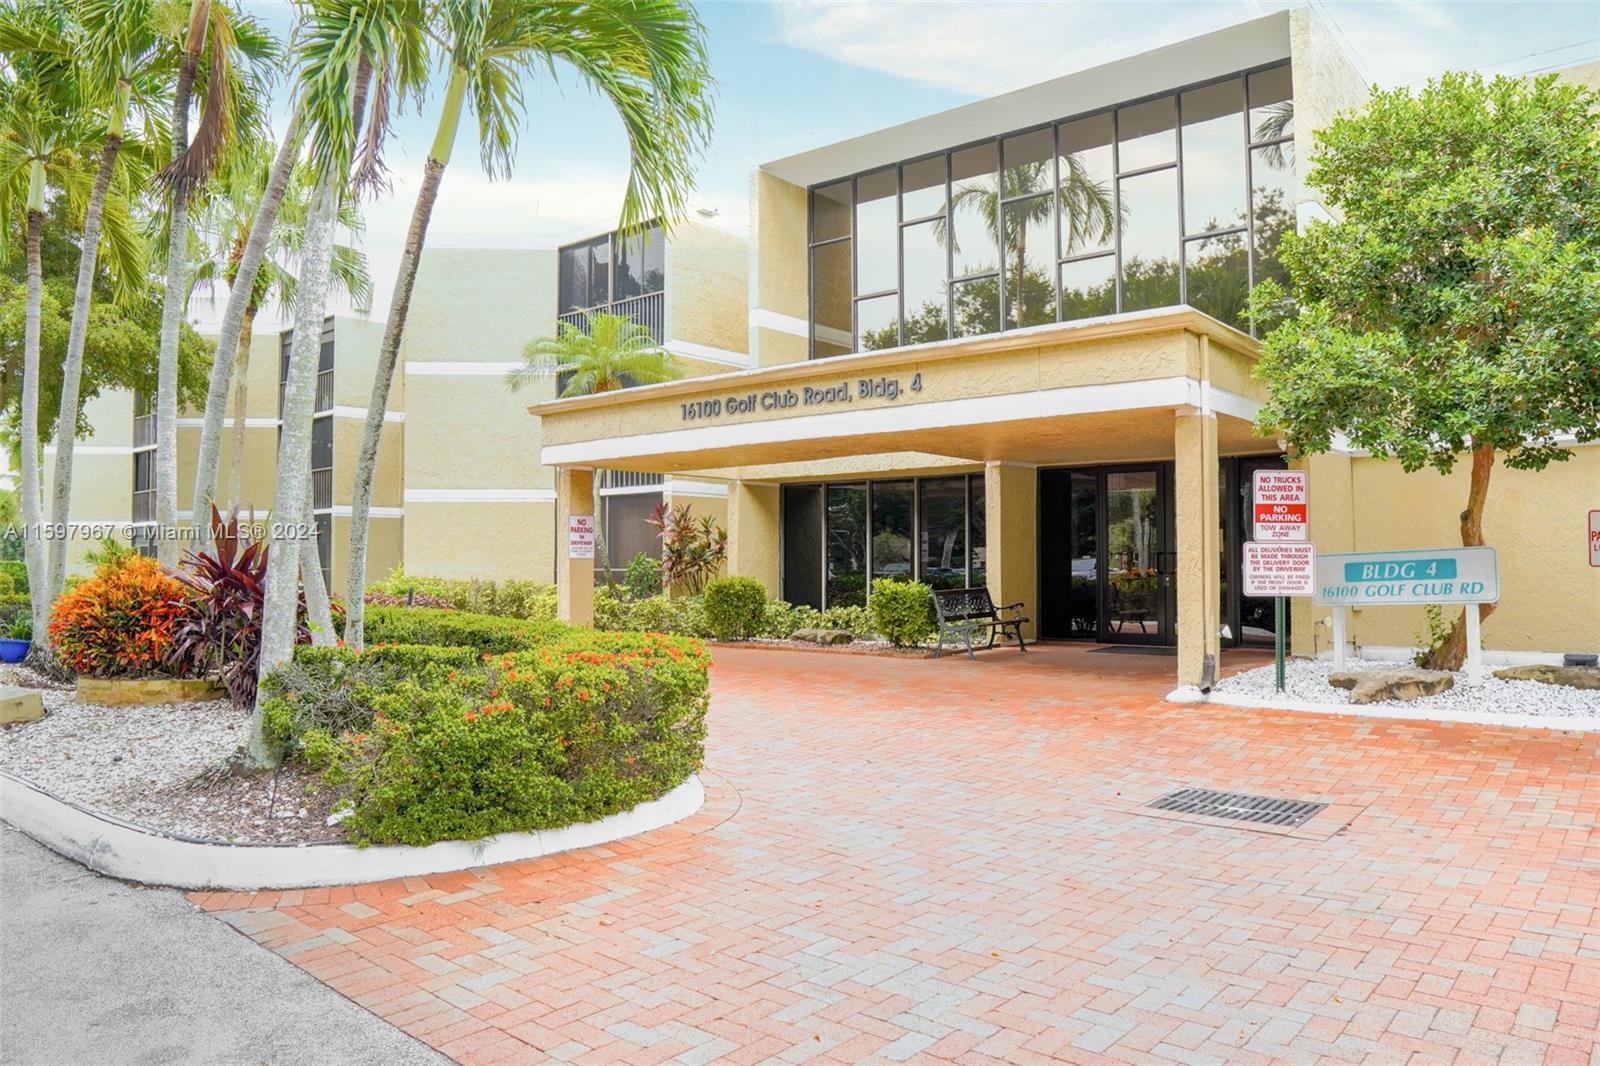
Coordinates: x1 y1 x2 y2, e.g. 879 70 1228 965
217 0 1600 331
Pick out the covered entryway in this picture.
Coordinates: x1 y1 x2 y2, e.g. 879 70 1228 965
531 308 1281 687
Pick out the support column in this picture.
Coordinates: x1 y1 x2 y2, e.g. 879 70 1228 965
984 462 1037 639
727 480 781 597
555 466 595 626
1174 411 1221 687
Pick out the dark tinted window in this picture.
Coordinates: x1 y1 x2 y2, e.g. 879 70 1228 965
870 481 914 582
782 485 823 609
825 484 867 607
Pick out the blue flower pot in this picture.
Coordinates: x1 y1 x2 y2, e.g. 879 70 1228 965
0 638 31 664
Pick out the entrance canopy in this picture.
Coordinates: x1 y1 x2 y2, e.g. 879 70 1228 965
532 306 1276 689
534 308 1270 480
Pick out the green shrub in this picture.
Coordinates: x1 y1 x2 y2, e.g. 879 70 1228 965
6 613 31 641
593 587 710 637
622 553 661 600
0 561 28 594
869 579 935 646
266 629 710 846
702 577 768 641
759 600 821 639
819 603 873 639
362 605 566 653
366 567 556 620
0 572 13 597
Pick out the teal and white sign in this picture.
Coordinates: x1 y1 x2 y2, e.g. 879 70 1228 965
1313 547 1499 607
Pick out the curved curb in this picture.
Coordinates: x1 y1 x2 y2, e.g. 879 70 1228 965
1166 686 1600 732
0 769 704 891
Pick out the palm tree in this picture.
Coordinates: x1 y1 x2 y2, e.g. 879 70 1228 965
151 0 275 564
340 0 716 650
1253 101 1294 170
250 0 421 768
190 144 372 513
509 312 684 397
0 48 145 656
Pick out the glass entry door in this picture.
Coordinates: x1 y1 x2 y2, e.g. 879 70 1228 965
1039 464 1176 644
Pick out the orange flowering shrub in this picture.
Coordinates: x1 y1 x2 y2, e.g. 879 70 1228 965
49 556 192 678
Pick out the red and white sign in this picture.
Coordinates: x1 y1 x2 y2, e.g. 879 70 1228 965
567 514 596 560
1242 542 1316 597
1590 509 1600 568
1252 469 1308 541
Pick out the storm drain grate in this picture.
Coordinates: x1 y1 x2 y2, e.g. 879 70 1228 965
1147 788 1326 828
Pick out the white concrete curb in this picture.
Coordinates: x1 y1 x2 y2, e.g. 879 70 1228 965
0 770 704 891
1166 687 1600 732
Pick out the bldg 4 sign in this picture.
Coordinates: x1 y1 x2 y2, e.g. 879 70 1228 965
1313 547 1499 606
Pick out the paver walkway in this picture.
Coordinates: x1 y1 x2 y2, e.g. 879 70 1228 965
194 645 1600 1064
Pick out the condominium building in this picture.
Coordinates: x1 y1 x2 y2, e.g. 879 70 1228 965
48 218 748 591
531 10 1600 683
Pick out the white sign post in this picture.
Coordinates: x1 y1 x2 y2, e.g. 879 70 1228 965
1314 547 1500 684
567 514 596 560
1252 469 1308 542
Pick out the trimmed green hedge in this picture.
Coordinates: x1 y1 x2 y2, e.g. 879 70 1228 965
365 569 555 620
702 577 768 640
362 605 567 654
0 561 26 594
261 627 710 847
869 579 935 647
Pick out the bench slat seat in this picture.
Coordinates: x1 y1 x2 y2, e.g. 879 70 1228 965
932 587 1029 659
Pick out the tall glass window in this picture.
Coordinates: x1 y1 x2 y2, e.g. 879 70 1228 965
919 478 967 590
826 484 867 607
557 223 663 313
806 63 1293 351
870 481 914 581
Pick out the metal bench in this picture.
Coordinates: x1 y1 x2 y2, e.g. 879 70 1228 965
932 587 1029 659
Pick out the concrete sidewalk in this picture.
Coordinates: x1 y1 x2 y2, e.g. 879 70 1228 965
0 826 447 1066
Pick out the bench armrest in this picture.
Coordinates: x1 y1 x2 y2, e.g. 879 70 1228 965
997 601 1025 612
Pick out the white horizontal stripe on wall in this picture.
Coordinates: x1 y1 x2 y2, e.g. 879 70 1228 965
665 340 749 368
403 488 556 503
665 478 729 498
597 484 666 498
313 506 404 518
42 445 134 455
175 417 280 429
404 361 524 377
543 377 1249 467
749 308 849 349
330 406 404 423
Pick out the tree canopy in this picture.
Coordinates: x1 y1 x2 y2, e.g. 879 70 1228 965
1250 72 1600 475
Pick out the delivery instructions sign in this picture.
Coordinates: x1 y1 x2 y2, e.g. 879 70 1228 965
1252 469 1308 541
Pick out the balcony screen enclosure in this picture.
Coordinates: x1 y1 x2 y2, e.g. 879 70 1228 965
558 223 666 345
807 64 1294 356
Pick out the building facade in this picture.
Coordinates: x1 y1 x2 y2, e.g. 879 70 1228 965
49 218 748 591
535 10 1600 684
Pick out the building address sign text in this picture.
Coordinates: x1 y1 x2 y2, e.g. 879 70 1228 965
680 374 921 422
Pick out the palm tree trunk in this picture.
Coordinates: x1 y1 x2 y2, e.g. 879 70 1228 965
191 115 302 525
1422 445 1497 671
249 173 338 768
343 66 465 650
299 481 336 647
224 305 256 508
46 91 127 604
20 198 49 650
154 14 206 566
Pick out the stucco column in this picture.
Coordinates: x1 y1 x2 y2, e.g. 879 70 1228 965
727 480 781 597
1174 411 1221 687
984 462 1037 639
555 466 595 626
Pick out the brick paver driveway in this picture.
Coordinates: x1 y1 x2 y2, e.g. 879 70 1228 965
195 645 1600 1064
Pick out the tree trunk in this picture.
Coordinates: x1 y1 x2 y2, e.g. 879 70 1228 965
249 174 338 768
154 45 202 566
191 115 302 526
20 208 49 648
343 67 464 650
224 306 256 509
299 482 336 648
45 132 123 605
1422 445 1497 671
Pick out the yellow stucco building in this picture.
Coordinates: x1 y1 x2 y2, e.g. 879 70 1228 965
534 10 1600 685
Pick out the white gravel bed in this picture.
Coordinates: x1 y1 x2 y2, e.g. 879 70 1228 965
0 669 341 843
1213 656 1600 720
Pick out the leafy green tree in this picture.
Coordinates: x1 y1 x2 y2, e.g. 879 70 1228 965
1248 73 1600 669
510 311 684 397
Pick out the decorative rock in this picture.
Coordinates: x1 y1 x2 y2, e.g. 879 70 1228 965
75 677 226 707
792 628 855 646
1492 665 1600 691
0 686 45 725
1327 668 1455 704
